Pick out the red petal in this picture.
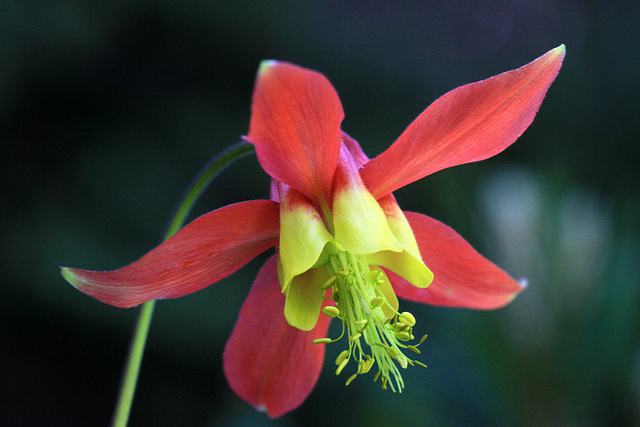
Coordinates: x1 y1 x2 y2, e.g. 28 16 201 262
388 212 525 309
362 45 565 199
60 200 280 308
223 255 332 418
247 61 344 208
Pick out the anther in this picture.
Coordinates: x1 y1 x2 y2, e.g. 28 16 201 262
363 358 375 373
396 331 414 341
369 296 384 308
385 347 397 359
335 350 349 366
321 276 337 290
322 306 340 318
399 311 416 327
335 270 349 277
312 338 332 344
407 345 421 354
336 359 349 376
394 322 410 333
345 373 358 386
355 319 369 330
349 332 362 341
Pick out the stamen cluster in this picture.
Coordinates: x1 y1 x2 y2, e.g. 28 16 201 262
312 251 427 391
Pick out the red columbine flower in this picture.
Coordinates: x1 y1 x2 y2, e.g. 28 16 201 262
61 46 564 418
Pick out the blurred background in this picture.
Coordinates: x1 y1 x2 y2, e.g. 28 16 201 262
2 1 639 426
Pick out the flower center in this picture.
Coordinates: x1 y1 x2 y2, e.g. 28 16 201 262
313 250 427 391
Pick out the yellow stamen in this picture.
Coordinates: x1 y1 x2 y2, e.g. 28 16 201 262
396 331 413 341
369 296 384 308
355 319 369 330
336 359 349 376
322 306 340 318
345 373 358 386
335 350 349 366
311 250 427 393
399 311 416 326
407 345 421 354
321 276 338 290
349 332 362 341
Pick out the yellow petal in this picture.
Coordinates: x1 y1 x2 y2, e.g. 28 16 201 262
367 250 433 288
284 266 330 331
371 194 434 288
279 184 335 291
378 194 423 261
333 144 402 255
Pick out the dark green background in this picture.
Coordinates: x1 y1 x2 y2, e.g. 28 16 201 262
2 1 639 426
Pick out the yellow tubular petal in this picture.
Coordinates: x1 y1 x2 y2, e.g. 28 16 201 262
367 250 433 288
279 184 335 291
378 194 423 261
371 194 434 288
333 144 402 255
284 267 331 331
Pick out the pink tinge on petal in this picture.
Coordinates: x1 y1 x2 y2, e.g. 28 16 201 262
60 200 280 308
223 255 332 418
388 212 525 309
341 131 370 168
247 60 344 208
362 45 565 199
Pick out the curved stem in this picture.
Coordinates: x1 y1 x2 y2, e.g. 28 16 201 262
111 141 255 427
162 141 256 240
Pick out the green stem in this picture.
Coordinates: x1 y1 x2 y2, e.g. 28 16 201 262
111 141 255 427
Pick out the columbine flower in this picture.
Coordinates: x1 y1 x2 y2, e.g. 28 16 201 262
61 46 564 418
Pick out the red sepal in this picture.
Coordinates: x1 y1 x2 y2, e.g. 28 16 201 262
223 255 332 418
389 212 525 309
247 61 344 207
362 46 565 199
61 200 280 308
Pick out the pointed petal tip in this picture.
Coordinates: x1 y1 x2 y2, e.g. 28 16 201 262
518 277 529 289
60 266 78 287
544 44 566 65
59 266 140 308
496 278 527 307
258 59 278 75
60 266 91 293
